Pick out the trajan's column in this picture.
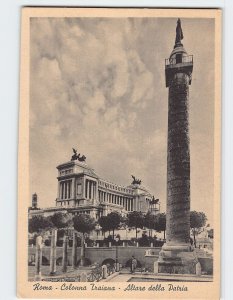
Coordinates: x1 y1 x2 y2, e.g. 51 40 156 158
158 19 199 274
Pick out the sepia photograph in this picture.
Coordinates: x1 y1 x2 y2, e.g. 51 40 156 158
18 7 221 299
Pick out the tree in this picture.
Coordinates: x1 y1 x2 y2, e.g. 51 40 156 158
49 212 72 231
49 212 72 242
98 216 111 238
73 214 96 266
28 215 52 235
73 214 96 235
128 211 144 239
190 211 207 247
107 212 121 237
144 212 157 237
154 213 166 240
119 215 129 238
138 233 150 247
119 215 128 228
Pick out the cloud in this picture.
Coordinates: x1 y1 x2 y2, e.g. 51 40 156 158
29 17 215 225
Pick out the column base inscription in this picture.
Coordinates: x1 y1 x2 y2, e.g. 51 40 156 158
157 246 199 275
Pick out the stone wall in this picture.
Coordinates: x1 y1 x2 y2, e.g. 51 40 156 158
28 246 213 274
28 246 160 269
198 257 213 275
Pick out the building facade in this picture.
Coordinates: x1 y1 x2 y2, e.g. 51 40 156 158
55 159 159 219
29 155 160 220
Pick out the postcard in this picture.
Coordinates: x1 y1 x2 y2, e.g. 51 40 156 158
18 7 221 299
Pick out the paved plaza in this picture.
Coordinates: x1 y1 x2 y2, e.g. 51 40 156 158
105 272 213 282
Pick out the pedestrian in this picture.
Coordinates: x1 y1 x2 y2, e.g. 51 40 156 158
131 256 137 274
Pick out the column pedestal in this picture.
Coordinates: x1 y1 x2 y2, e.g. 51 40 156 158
157 247 198 275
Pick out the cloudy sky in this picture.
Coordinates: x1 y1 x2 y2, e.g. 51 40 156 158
30 17 215 225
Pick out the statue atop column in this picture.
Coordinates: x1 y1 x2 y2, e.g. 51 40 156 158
175 18 184 47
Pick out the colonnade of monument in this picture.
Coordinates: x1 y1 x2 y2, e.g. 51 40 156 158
99 190 134 211
59 179 98 201
58 177 141 212
84 179 97 200
59 180 72 200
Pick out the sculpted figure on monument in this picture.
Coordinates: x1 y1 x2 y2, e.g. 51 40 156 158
78 154 86 162
71 148 86 162
71 148 78 161
150 196 159 205
131 175 142 185
175 18 184 45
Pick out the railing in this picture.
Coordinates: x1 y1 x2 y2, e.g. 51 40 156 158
40 264 117 283
107 264 116 276
87 267 103 282
98 179 134 195
42 275 81 282
165 55 193 66
86 264 117 282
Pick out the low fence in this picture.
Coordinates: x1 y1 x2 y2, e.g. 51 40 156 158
87 266 103 282
42 275 81 282
86 263 119 282
41 264 118 283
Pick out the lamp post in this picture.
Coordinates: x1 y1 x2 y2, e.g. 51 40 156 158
149 197 153 237
95 224 101 239
149 197 160 238
115 236 119 272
